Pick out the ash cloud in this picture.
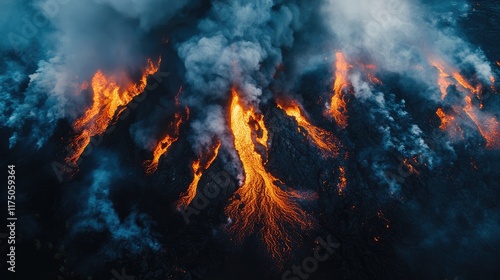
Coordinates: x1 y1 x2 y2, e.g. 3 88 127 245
321 0 495 89
176 0 320 150
0 0 191 148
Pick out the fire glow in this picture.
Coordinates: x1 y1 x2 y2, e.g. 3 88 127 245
436 108 464 139
225 89 313 261
176 140 221 209
66 58 161 165
277 98 340 158
144 110 188 174
327 51 351 128
430 59 500 149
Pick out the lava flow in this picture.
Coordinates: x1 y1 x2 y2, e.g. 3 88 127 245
277 98 340 158
225 89 313 261
463 96 500 149
176 140 221 209
429 60 454 100
435 108 464 139
66 58 161 165
144 110 188 174
327 51 351 128
430 59 500 149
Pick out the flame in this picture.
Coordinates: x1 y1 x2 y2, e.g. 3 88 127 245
328 52 351 128
226 89 312 261
176 140 221 209
277 98 340 158
144 110 187 174
66 58 161 165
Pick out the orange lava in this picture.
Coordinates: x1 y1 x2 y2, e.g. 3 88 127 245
403 158 420 175
144 110 187 174
277 98 340 158
430 59 500 148
225 89 313 262
176 140 221 209
463 96 500 149
452 72 480 94
328 52 351 128
251 112 269 153
429 60 453 100
337 166 347 194
66 58 161 165
361 64 382 85
436 108 464 139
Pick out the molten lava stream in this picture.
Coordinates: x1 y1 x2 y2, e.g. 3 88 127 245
226 89 313 262
276 98 340 158
430 59 500 148
176 140 221 209
327 51 351 128
436 108 464 139
429 60 453 100
463 96 500 149
144 111 187 174
66 58 161 165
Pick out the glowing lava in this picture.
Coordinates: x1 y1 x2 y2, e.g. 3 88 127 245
176 140 221 209
66 58 161 165
277 98 340 158
328 52 351 128
429 60 453 100
430 59 500 149
337 166 347 194
225 89 313 261
436 108 464 139
463 96 500 149
144 110 187 174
